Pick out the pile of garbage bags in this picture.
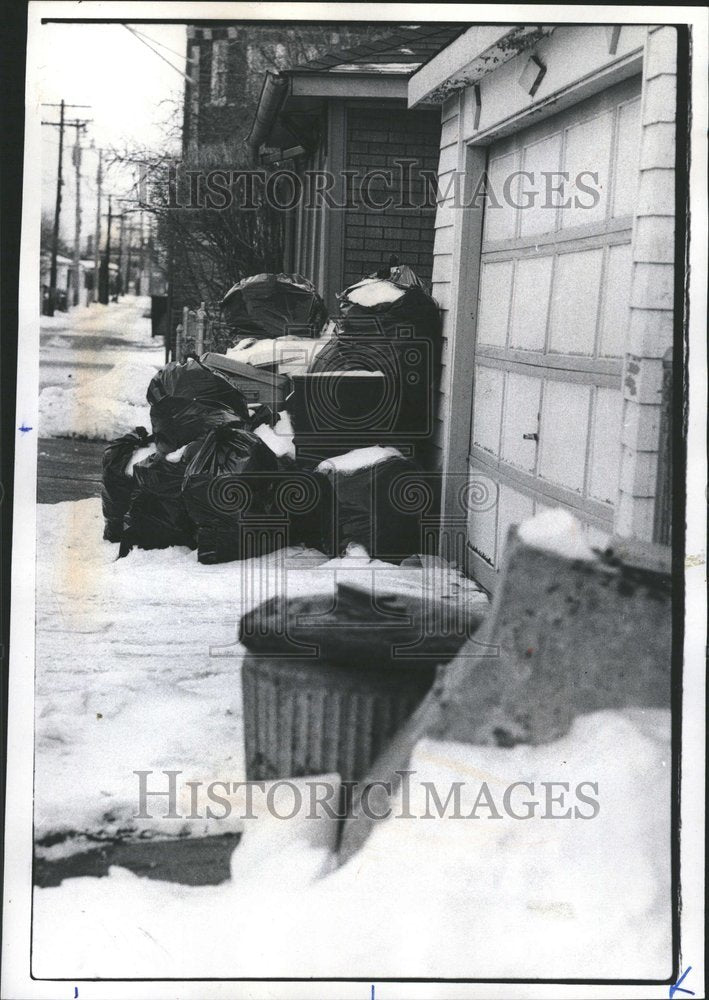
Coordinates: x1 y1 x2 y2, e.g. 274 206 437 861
102 264 442 565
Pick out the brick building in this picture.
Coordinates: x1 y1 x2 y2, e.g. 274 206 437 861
168 22 399 343
248 24 464 309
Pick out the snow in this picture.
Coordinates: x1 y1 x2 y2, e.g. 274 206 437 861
38 360 159 439
39 296 164 439
316 445 403 473
32 707 671 979
125 442 157 475
164 443 190 463
225 335 330 372
253 409 295 458
34 498 486 844
345 279 405 307
518 508 597 561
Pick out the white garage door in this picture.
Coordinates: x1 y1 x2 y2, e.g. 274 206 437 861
466 76 642 590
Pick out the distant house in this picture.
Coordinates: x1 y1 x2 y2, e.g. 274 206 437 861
248 24 464 310
407 24 679 589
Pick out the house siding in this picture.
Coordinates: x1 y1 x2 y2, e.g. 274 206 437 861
430 93 463 467
616 26 678 540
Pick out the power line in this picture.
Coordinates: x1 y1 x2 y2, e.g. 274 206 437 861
123 24 192 82
129 25 193 64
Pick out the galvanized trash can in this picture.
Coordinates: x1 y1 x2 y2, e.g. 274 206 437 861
241 653 435 783
239 583 485 783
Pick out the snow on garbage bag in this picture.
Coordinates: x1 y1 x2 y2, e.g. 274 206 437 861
147 358 249 454
101 426 156 543
221 273 327 339
316 448 424 563
181 424 279 564
119 442 202 555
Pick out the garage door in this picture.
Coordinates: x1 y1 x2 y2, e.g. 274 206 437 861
466 76 642 590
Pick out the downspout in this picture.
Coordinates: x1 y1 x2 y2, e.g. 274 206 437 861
246 72 289 163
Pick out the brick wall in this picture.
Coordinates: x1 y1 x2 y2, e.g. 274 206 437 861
342 105 441 290
616 26 678 541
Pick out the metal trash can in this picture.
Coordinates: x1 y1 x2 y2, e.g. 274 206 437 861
241 653 435 782
239 584 486 783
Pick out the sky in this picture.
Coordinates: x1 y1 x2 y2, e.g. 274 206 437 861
37 21 187 247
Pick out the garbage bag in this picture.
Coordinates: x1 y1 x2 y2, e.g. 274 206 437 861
101 426 154 542
120 442 202 554
221 273 327 339
182 424 278 531
308 268 440 460
317 451 425 563
147 358 249 454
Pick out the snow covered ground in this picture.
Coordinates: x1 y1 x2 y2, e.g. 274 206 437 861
38 296 164 437
33 498 671 981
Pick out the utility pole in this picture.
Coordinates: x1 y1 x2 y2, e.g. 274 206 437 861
99 195 112 305
116 212 125 299
41 102 91 316
71 122 83 307
93 148 102 303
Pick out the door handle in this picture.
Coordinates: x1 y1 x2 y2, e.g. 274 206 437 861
522 432 539 441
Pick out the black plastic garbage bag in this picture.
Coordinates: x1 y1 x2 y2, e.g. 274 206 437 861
221 273 327 339
120 442 202 554
318 454 425 563
181 425 279 564
308 268 441 464
147 359 249 454
182 424 278 527
101 426 154 542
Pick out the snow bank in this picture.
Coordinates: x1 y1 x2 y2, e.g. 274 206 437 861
38 361 159 440
32 707 671 980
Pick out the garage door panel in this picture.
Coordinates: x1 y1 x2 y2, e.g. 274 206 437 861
549 247 604 356
538 380 592 492
477 260 513 346
519 131 564 237
561 109 614 229
500 371 541 473
509 256 553 351
467 462 498 566
588 387 623 505
472 365 504 455
484 150 519 242
599 243 633 358
612 98 642 218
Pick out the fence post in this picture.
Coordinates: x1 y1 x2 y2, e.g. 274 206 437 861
175 323 184 364
652 347 673 546
195 301 206 356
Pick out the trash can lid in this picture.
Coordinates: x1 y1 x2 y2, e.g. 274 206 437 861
238 583 486 669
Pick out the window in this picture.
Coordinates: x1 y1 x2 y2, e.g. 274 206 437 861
210 40 228 106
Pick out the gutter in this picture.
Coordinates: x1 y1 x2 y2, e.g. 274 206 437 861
246 72 289 162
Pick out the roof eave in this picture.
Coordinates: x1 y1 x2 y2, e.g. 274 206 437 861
408 25 555 107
